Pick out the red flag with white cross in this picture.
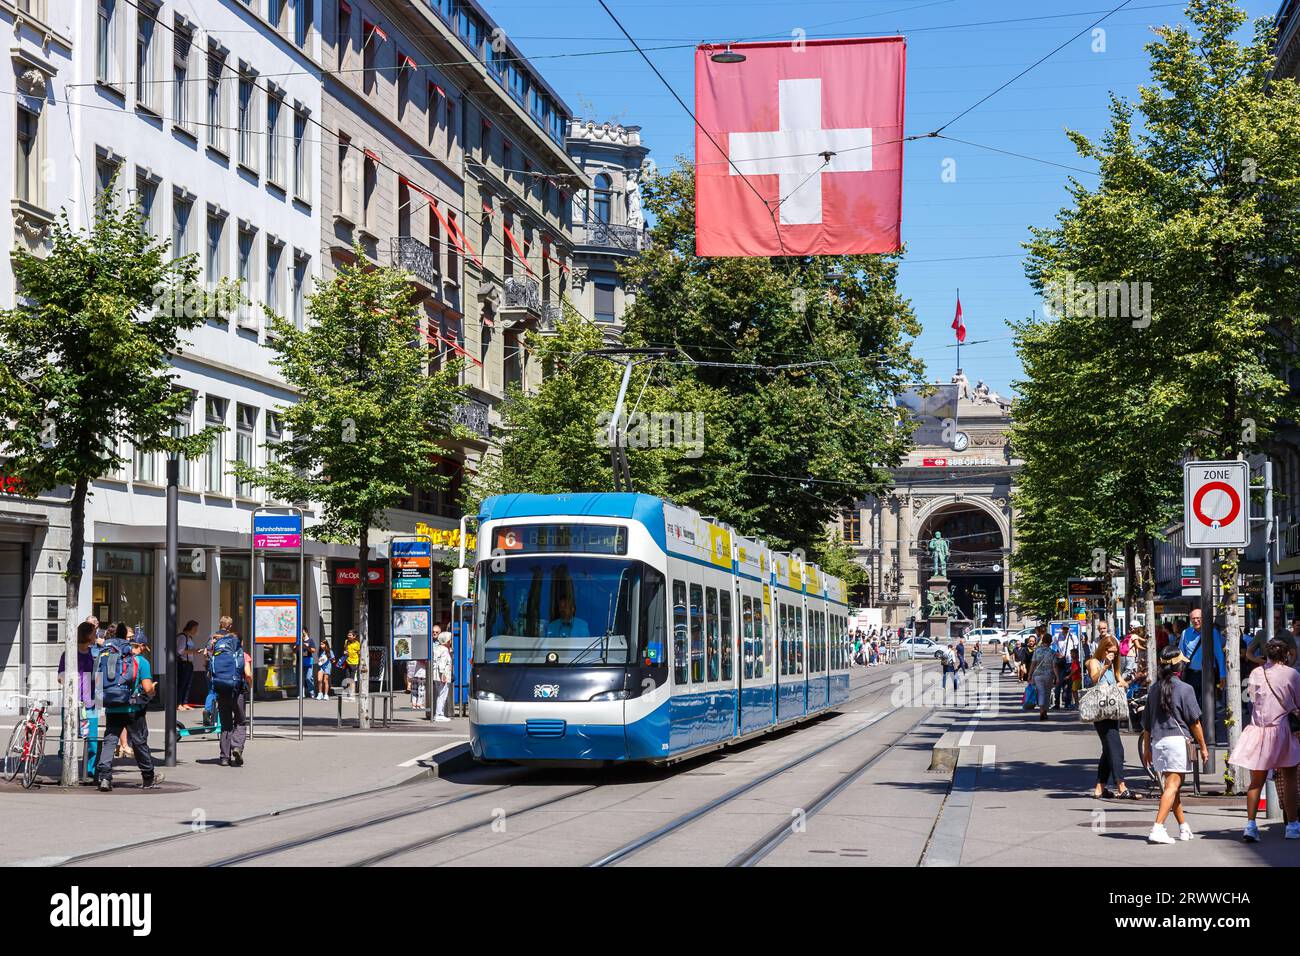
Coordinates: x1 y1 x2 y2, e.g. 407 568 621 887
694 37 906 257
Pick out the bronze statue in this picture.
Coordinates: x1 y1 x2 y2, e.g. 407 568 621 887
928 531 950 577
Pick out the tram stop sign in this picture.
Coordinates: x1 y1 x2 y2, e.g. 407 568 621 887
1183 460 1250 549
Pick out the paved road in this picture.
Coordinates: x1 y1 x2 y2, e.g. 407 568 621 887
42 662 974 868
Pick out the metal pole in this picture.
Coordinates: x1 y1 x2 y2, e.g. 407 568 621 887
1200 546 1216 774
164 458 179 767
608 360 635 492
248 511 256 739
1266 460 1276 648
298 506 304 742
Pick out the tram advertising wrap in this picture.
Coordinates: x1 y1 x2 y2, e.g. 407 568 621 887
469 493 853 765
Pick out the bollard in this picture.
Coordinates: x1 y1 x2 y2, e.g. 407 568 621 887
1265 773 1280 821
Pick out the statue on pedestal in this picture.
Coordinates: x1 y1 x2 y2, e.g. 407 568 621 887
928 531 950 578
927 589 959 619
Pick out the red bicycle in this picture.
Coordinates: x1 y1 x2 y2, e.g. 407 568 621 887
3 695 50 789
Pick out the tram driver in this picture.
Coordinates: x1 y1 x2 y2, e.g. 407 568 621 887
546 592 591 639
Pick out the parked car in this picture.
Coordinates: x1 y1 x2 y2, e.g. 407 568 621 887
897 636 947 661
967 627 1007 644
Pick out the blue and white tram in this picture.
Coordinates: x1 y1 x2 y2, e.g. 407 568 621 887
468 492 853 765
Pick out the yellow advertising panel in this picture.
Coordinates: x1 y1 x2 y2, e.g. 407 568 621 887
707 524 732 568
414 523 476 551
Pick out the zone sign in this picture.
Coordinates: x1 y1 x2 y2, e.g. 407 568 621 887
1183 460 1250 549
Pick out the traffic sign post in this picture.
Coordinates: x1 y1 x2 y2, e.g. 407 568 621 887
1183 460 1250 549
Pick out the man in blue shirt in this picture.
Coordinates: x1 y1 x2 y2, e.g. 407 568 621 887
1180 608 1225 704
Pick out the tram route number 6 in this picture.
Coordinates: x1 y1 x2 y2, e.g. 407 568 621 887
1182 460 1250 549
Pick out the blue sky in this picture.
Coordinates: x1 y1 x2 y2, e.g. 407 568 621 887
486 0 1280 395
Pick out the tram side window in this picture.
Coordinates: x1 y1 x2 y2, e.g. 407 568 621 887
720 590 733 682
742 595 754 681
755 600 766 679
672 579 688 685
778 604 788 676
705 586 719 682
690 583 704 684
790 608 800 676
818 612 826 671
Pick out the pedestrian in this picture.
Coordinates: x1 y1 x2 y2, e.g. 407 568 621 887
1228 636 1300 842
1029 634 1055 721
956 636 968 675
1001 641 1013 675
1179 609 1226 706
176 620 199 710
85 616 103 661
203 616 237 727
941 643 960 696
57 622 99 781
300 630 315 700
431 631 453 721
410 655 427 709
1142 646 1208 844
343 629 362 696
94 629 163 792
972 640 982 670
108 624 135 759
1070 650 1082 700
1087 635 1140 801
315 639 333 699
1053 625 1079 709
208 616 251 767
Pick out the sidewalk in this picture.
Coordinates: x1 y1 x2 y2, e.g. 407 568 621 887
953 671 1300 865
0 694 469 865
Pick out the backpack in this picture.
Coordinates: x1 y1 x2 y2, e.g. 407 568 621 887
210 634 246 692
98 638 140 708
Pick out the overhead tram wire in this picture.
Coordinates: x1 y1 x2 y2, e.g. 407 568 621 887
596 0 791 257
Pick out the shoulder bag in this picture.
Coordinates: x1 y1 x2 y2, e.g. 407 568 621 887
1078 662 1125 723
1260 663 1300 735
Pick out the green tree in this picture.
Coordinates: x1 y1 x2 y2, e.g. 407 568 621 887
1013 0 1300 763
234 252 464 727
619 163 924 552
0 186 226 785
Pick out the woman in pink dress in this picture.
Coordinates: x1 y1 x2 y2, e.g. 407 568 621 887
1228 638 1300 842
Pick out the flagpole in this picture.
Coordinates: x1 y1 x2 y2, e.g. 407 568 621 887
955 287 961 376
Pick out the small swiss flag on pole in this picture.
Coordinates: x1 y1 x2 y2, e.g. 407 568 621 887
951 294 966 343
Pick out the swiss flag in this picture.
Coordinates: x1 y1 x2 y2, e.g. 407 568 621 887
695 37 906 257
952 296 966 343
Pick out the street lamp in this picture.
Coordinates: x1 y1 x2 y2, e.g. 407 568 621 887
710 44 747 64
163 453 179 767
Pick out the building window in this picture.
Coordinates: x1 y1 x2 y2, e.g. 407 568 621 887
594 280 616 323
503 141 512 181
445 99 455 156
235 404 257 498
172 191 193 257
205 396 227 494
361 21 377 95
134 170 158 236
135 1 161 112
397 54 411 120
446 210 459 283
16 107 38 205
362 151 377 229
266 93 284 184
293 110 310 201
97 0 120 86
593 173 612 223
842 508 861 545
133 443 156 484
206 211 226 287
172 391 196 490
336 0 350 70
265 238 284 318
173 19 193 132
268 0 287 31
338 133 356 221
237 72 257 170
504 331 522 391
294 0 314 48
95 154 121 212
292 252 309 328
266 411 284 486
237 226 257 325
206 46 227 151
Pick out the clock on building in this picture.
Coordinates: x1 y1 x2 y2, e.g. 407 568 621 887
952 431 970 452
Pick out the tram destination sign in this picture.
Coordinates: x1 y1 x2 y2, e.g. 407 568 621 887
494 524 628 555
1183 460 1250 549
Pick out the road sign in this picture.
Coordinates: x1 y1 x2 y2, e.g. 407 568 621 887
1183 460 1250 549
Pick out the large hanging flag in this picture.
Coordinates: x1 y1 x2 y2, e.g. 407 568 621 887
694 37 906 257
952 295 966 343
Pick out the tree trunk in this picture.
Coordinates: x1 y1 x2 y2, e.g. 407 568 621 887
60 476 89 788
356 523 370 730
1223 548 1242 795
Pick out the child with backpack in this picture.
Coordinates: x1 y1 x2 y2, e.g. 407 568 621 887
94 632 162 791
207 616 252 767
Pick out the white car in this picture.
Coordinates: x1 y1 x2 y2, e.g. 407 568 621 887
897 636 947 661
967 627 1007 644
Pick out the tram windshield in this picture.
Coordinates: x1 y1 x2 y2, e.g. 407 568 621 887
475 556 666 666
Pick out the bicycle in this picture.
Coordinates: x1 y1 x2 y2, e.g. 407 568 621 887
3 695 50 790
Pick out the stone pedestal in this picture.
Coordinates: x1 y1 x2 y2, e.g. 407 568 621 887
926 575 952 642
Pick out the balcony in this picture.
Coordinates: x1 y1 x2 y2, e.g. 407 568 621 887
574 220 646 254
502 275 541 325
452 397 491 441
392 236 439 290
541 302 563 330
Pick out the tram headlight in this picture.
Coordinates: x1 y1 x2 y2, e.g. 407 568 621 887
475 690 504 701
589 690 629 702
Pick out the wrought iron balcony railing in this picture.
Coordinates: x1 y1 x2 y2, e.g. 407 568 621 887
503 276 541 315
574 220 646 252
452 398 491 440
391 236 438 287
